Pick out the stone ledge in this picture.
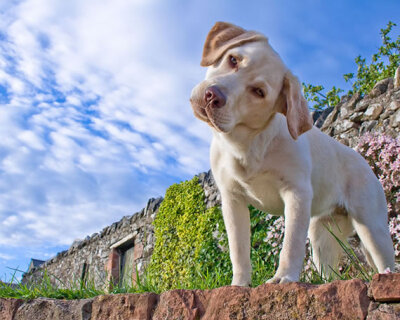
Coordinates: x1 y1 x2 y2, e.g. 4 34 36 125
2 275 400 319
371 273 400 302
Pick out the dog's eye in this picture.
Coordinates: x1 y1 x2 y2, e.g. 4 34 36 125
229 55 238 67
253 87 265 98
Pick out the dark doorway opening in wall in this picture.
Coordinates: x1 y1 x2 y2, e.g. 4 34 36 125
118 239 135 287
80 262 88 285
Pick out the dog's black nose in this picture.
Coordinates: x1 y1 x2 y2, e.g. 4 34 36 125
204 86 226 108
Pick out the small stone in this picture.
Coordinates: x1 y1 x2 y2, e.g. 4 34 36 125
390 110 400 128
334 119 358 134
349 111 364 122
394 67 400 89
321 106 339 129
362 104 384 120
371 273 400 302
367 302 400 320
312 107 334 128
368 78 393 98
380 109 394 120
344 92 362 110
388 99 400 111
355 98 371 112
339 105 354 119
360 120 378 134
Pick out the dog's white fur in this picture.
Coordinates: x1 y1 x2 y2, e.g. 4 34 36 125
190 23 395 285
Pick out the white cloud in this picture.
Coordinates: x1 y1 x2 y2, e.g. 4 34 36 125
0 0 211 256
0 253 14 261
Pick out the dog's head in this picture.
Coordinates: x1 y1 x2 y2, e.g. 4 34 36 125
190 22 312 140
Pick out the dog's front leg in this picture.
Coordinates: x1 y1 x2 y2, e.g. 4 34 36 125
267 189 312 283
222 194 252 286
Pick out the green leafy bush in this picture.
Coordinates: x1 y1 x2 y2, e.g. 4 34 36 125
147 177 284 291
146 177 229 291
303 21 399 110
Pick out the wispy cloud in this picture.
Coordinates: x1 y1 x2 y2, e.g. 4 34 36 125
0 0 210 254
0 253 14 261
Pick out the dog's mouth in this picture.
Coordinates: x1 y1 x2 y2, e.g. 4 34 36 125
190 99 226 132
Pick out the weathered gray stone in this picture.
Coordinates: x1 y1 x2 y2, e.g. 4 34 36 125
362 103 384 120
334 119 358 134
388 99 400 111
390 110 400 128
344 91 362 110
349 111 364 122
367 302 400 319
394 67 400 89
355 98 371 112
339 105 354 119
368 78 393 98
320 106 340 129
360 120 378 134
312 107 333 128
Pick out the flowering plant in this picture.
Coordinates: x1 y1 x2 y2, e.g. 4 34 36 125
356 132 400 257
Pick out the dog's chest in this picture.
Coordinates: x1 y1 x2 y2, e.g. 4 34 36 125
236 173 285 216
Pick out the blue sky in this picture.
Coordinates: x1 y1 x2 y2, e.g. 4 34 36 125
0 0 399 282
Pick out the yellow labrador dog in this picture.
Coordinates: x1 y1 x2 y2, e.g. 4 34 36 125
190 22 395 285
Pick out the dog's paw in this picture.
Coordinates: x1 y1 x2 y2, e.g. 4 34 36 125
231 274 251 287
266 275 297 284
231 279 251 287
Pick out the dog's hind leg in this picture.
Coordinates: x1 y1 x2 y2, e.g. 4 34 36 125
351 215 395 273
308 211 353 278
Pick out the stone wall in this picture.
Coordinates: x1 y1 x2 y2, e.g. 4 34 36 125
3 274 400 319
21 172 221 289
22 74 400 288
22 197 163 288
313 76 400 145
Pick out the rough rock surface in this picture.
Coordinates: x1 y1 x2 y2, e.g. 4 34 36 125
0 298 22 320
316 77 400 146
91 293 158 320
22 197 164 289
367 302 400 320
13 298 92 320
370 273 400 302
7 277 400 320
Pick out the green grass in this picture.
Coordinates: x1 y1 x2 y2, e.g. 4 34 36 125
0 244 374 301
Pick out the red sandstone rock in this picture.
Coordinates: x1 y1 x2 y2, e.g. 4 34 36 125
153 289 209 320
153 280 370 320
2 277 399 319
371 273 400 302
0 298 22 320
133 242 144 261
91 293 158 320
202 280 370 320
105 248 120 286
13 298 92 320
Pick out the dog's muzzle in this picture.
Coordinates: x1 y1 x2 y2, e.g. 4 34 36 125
204 86 226 109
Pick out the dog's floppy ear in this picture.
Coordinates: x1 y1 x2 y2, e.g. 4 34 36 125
201 22 266 67
277 71 313 140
